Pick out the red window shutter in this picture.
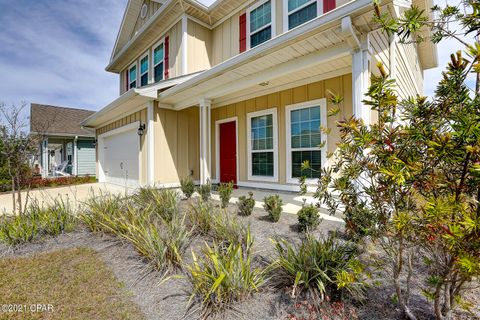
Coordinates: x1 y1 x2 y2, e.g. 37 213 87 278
125 70 129 91
323 0 335 13
239 13 247 53
164 35 170 79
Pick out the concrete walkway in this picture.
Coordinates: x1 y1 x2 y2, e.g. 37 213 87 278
0 183 344 223
0 183 128 214
211 188 344 223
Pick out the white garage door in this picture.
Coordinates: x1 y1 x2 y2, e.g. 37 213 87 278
102 128 139 188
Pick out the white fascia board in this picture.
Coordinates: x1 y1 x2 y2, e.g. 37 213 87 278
159 0 372 101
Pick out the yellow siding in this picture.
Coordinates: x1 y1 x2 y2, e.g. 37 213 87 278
169 19 183 79
395 40 422 99
187 19 213 73
370 29 390 75
210 74 352 184
212 12 240 66
131 0 162 37
154 106 200 183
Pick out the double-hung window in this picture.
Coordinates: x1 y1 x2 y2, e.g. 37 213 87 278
152 41 164 82
248 0 274 49
128 64 137 89
285 0 320 30
247 108 278 182
286 99 327 183
139 54 149 87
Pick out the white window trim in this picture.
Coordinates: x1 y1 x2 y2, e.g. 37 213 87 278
151 38 165 83
139 51 149 87
282 0 322 32
215 117 239 184
128 62 138 89
246 0 276 50
285 98 327 185
247 107 278 182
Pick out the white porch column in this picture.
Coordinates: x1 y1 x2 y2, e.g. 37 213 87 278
41 138 48 178
147 101 155 186
352 42 372 125
73 136 78 176
199 98 211 185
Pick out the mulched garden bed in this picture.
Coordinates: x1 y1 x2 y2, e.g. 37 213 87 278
0 196 478 320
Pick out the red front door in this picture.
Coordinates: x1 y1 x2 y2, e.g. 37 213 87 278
219 121 237 185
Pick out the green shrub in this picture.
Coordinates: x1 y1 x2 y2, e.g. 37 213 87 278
133 187 178 223
263 195 283 222
121 206 190 272
185 237 266 317
80 192 130 234
211 210 251 250
272 233 365 300
237 191 255 216
180 176 195 199
188 199 214 236
197 180 211 202
0 212 39 245
0 197 76 245
81 193 189 273
297 202 321 231
218 182 234 208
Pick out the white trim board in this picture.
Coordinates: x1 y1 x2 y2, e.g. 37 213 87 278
285 98 327 185
215 117 239 184
246 108 279 182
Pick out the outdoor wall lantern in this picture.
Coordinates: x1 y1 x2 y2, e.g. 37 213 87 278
92 139 97 147
138 122 146 136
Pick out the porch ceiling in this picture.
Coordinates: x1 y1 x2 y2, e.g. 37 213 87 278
159 23 353 109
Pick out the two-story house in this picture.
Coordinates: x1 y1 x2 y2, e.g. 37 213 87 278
82 0 437 190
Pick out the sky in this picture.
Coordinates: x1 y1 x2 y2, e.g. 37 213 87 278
0 0 472 118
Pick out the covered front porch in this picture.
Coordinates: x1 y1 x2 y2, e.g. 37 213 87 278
38 136 96 178
155 13 378 190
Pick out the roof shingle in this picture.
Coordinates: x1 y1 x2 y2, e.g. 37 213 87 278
30 103 96 137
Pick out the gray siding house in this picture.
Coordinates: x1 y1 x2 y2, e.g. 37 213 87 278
30 104 97 178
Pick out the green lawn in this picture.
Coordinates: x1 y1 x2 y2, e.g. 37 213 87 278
0 248 144 320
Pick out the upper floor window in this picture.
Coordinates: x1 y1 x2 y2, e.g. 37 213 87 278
285 0 320 30
128 64 137 89
247 0 274 49
140 54 149 87
153 42 164 82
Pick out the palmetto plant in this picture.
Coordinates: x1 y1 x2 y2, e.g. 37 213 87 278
272 233 364 301
185 235 267 318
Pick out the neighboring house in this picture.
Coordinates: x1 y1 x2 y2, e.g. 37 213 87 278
30 104 97 178
82 0 437 190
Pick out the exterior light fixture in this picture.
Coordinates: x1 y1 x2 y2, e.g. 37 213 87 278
92 139 97 147
138 122 146 136
259 81 269 87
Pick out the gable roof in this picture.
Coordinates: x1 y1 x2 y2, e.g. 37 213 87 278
30 104 96 137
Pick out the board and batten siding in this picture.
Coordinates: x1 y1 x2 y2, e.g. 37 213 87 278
154 106 200 184
187 19 213 73
131 0 162 37
76 140 96 176
395 40 423 99
210 74 352 185
95 108 148 184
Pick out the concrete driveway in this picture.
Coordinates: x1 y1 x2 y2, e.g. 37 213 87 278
0 183 128 214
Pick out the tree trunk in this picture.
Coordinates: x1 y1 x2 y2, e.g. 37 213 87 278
11 177 16 215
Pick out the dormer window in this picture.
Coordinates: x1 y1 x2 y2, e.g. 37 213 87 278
128 64 137 89
153 41 164 82
247 0 275 49
140 54 149 87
